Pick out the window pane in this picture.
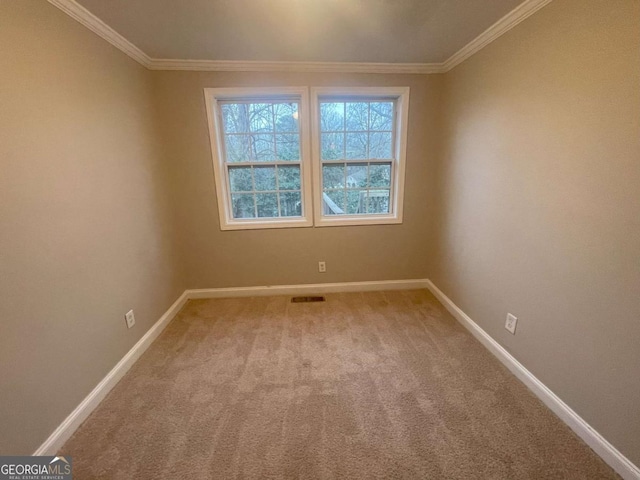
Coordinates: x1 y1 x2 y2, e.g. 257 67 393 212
228 166 253 192
280 191 302 217
346 102 368 131
369 132 392 159
346 190 363 214
320 102 345 131
231 193 255 218
369 102 393 131
248 103 273 133
274 103 299 132
224 134 250 162
252 134 276 161
222 103 249 133
345 132 367 159
276 133 300 161
347 164 368 188
323 190 345 215
323 164 345 189
321 132 344 160
369 163 391 187
277 166 300 190
256 193 279 218
367 190 391 214
254 166 276 191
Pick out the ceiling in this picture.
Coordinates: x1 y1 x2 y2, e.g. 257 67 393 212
75 0 525 64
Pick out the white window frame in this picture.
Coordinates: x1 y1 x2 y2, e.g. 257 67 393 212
310 86 410 227
204 86 410 230
204 87 314 230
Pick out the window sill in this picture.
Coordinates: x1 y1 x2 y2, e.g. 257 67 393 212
220 217 313 231
313 214 403 227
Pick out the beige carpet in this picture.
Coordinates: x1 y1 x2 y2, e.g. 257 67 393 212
62 290 618 479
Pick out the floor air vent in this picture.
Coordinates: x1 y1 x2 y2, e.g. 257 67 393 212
291 296 326 303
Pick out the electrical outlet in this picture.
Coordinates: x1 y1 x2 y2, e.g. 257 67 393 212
318 261 326 273
125 310 136 329
505 313 518 335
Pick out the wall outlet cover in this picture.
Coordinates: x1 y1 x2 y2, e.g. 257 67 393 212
505 313 518 334
125 310 136 329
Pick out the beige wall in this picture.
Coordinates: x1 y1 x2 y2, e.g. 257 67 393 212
431 0 640 465
3 0 639 467
154 71 442 288
0 2 184 454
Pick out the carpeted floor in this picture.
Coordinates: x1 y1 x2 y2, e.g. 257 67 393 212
62 290 618 479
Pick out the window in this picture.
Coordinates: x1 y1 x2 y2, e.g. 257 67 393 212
204 87 313 230
311 87 409 226
205 86 409 230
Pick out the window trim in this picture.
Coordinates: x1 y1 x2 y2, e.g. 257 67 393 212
204 87 314 230
310 86 410 227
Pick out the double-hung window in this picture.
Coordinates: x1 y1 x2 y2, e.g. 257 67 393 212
311 87 409 226
205 87 313 230
205 86 408 230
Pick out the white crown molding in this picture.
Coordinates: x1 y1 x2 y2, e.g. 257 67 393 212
46 0 151 67
45 0 442 74
442 0 554 72
48 0 552 74
147 59 444 74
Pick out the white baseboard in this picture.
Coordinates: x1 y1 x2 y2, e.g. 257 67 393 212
33 291 189 456
186 278 430 299
425 280 640 480
31 279 427 456
33 278 639 480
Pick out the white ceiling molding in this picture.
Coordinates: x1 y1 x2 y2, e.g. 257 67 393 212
48 0 553 75
147 59 444 74
442 0 554 72
46 0 151 67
